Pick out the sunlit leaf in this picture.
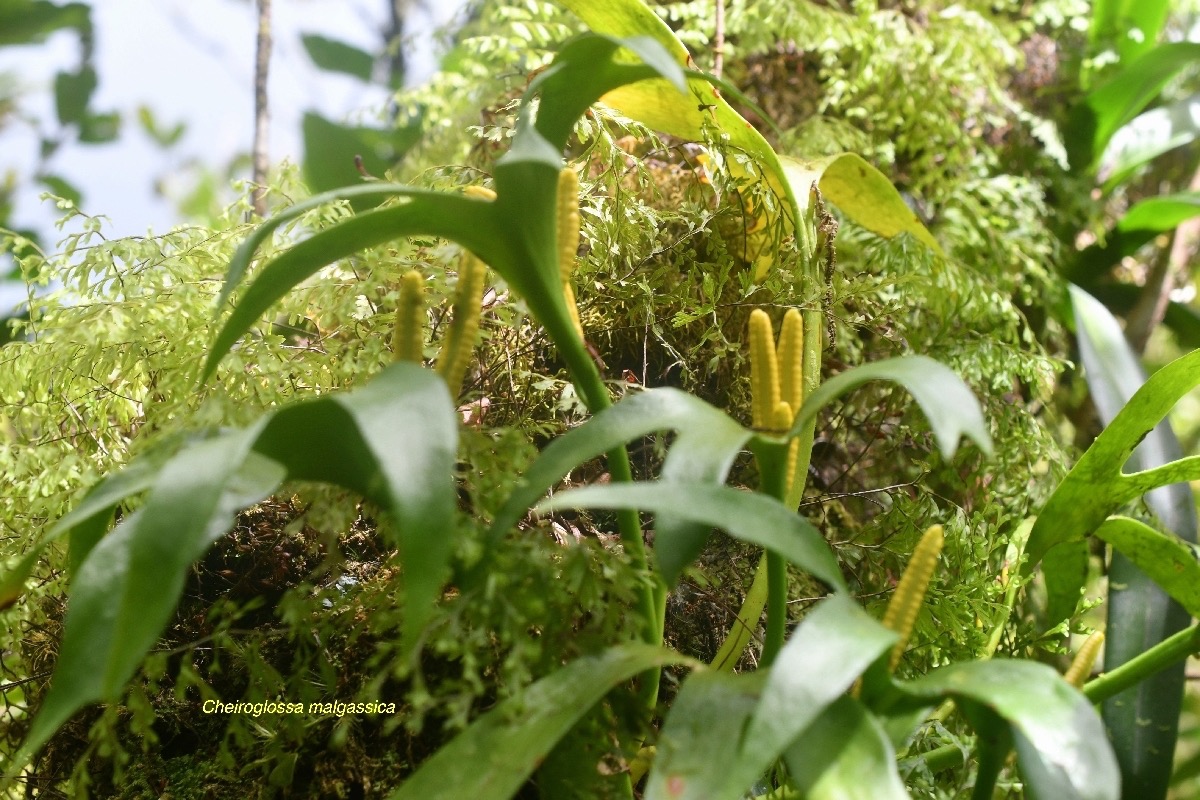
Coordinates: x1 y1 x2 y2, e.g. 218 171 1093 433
1099 95 1200 188
783 696 908 800
781 154 941 254
484 387 752 585
301 33 376 82
645 594 893 800
1097 517 1200 617
537 482 846 592
1066 42 1200 172
789 356 993 459
902 660 1119 800
1089 0 1170 67
11 363 456 773
388 645 691 800
527 32 686 151
1065 285 1197 800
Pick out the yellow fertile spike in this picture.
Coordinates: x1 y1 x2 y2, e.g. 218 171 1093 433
773 308 805 508
1064 632 1105 688
391 269 426 363
777 308 804 413
748 309 780 429
784 438 800 506
882 524 944 672
463 185 497 201
557 168 581 283
557 167 585 338
771 400 793 433
437 252 487 397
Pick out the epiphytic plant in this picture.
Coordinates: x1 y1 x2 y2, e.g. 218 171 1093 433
0 2 1139 798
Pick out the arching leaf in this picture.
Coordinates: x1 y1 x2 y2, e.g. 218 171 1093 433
537 482 845 591
11 363 456 775
389 645 691 800
789 356 993 459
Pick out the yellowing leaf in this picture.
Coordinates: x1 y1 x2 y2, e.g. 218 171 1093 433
782 154 942 254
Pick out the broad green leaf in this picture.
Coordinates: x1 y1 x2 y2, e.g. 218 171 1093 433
1066 286 1196 800
0 443 170 610
902 660 1119 800
13 431 281 773
1118 192 1200 233
208 33 690 386
0 1 89 46
1067 42 1200 173
742 594 894 775
54 66 96 127
300 33 376 82
11 364 456 773
1072 193 1200 281
1097 517 1200 617
204 189 503 382
783 696 908 800
78 110 119 143
553 0 776 170
1026 289 1200 599
646 594 893 800
645 670 763 800
1099 96 1200 189
789 356 994 459
301 111 423 200
781 154 942 255
485 387 752 585
388 645 691 800
527 32 686 152
1089 0 1170 67
537 482 846 592
710 554 769 672
555 0 808 275
249 363 458 648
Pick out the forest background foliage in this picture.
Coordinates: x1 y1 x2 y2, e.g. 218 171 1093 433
2 0 1199 798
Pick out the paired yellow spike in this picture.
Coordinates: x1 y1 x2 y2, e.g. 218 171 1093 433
748 309 780 430
749 308 807 502
437 253 487 397
1064 632 1105 688
777 309 803 413
463 185 496 201
391 270 425 363
771 400 793 432
557 167 585 339
882 524 944 672
776 309 804 504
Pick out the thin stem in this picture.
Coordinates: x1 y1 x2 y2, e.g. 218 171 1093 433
764 553 787 664
1084 623 1200 704
756 440 791 666
251 0 272 218
555 318 665 712
918 743 965 774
